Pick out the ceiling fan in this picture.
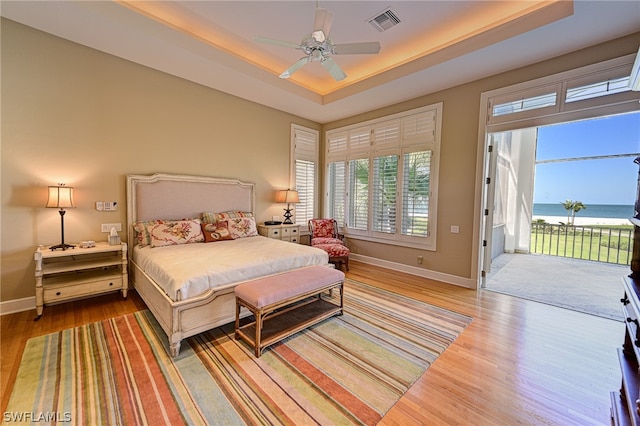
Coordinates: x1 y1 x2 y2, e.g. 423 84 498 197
254 7 381 81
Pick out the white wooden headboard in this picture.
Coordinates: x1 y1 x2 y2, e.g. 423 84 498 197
126 173 255 245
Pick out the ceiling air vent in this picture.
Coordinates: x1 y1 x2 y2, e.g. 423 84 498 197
368 8 401 32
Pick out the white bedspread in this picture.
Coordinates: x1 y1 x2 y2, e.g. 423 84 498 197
133 236 329 301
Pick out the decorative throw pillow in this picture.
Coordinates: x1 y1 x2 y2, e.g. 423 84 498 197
201 221 234 242
147 219 204 247
227 217 258 239
202 211 254 224
133 219 166 247
311 219 336 238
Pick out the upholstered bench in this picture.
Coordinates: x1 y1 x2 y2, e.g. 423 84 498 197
234 265 345 357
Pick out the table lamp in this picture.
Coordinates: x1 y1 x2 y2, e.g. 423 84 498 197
46 184 75 250
275 189 300 224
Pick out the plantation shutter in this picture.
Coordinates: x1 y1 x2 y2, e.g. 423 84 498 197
372 154 398 233
349 127 372 152
348 158 369 230
402 150 431 237
327 161 346 225
327 132 348 155
373 119 400 147
293 126 317 225
324 103 442 249
402 110 436 145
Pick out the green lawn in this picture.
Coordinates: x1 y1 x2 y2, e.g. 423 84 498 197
530 224 632 265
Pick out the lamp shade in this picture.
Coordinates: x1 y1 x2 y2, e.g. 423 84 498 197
46 185 75 209
275 189 300 204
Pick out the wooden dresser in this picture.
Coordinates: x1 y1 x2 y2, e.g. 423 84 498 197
611 158 640 424
612 275 640 425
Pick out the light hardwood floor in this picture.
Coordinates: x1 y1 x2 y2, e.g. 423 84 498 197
1 261 623 425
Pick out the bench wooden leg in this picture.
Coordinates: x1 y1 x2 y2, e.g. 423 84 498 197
255 309 263 357
235 299 241 339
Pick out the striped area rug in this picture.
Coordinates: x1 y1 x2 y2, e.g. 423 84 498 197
5 279 471 425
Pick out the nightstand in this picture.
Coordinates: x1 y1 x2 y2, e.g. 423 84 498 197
34 242 128 319
257 223 300 243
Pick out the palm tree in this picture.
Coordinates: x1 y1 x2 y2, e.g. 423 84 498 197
561 199 587 225
570 201 586 225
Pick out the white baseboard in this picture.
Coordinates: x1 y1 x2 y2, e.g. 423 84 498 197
350 254 477 289
0 296 35 316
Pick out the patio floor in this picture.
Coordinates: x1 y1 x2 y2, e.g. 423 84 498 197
484 253 630 321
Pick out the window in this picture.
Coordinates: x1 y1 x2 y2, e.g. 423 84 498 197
372 153 397 234
325 104 442 249
402 150 431 237
565 76 631 103
484 55 639 131
327 161 345 224
348 158 369 231
492 92 557 116
291 125 318 226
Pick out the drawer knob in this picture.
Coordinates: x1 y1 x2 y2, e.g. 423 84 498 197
109 282 113 286
627 317 638 326
56 292 61 296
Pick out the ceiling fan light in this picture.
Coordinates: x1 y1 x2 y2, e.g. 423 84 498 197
312 30 326 43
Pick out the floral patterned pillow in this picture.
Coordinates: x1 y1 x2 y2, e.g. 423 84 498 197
133 219 166 247
147 219 204 247
227 217 258 239
311 219 336 238
201 221 234 242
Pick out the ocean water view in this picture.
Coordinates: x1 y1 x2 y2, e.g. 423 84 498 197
533 203 634 219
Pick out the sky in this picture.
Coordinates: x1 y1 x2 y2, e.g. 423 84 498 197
533 112 640 205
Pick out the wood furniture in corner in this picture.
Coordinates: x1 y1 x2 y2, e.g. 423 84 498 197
34 242 128 319
612 275 640 425
257 223 300 243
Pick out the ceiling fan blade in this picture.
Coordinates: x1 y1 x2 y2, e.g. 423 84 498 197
279 57 311 79
254 36 301 50
332 42 381 55
312 7 334 42
321 57 346 81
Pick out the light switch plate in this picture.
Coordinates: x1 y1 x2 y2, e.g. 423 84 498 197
101 223 122 232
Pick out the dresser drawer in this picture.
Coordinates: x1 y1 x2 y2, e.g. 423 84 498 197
44 276 123 303
264 228 282 238
257 224 300 244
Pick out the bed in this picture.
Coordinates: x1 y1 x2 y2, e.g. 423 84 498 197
126 173 329 356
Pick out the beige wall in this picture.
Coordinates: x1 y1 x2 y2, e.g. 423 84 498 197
2 17 639 304
1 19 319 302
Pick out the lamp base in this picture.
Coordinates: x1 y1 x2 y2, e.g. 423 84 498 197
50 243 75 251
282 207 294 224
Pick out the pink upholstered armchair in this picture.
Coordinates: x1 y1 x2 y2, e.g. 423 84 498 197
308 219 349 271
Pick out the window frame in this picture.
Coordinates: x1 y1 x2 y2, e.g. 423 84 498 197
325 103 442 250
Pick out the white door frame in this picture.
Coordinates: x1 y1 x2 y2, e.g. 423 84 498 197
472 53 640 290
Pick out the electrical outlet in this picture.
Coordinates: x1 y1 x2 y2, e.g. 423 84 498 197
451 225 460 234
101 223 122 232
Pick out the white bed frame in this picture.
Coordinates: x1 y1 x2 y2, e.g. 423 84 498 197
126 173 257 356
